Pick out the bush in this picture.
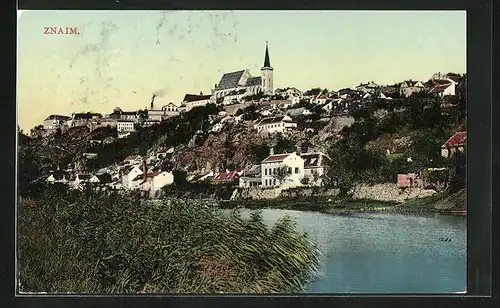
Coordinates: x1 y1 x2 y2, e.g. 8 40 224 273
18 186 320 293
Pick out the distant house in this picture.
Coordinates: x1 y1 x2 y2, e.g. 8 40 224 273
43 115 71 130
222 89 248 105
239 165 262 188
123 155 142 165
286 107 312 117
275 87 302 99
68 112 103 128
254 115 297 134
441 131 466 158
148 102 180 121
399 80 425 97
117 120 136 138
122 166 144 189
138 171 174 195
314 94 329 105
355 81 379 94
213 170 240 184
430 82 456 97
182 93 213 111
300 152 331 186
261 151 305 188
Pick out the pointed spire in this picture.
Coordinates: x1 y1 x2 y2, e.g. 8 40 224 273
263 41 271 68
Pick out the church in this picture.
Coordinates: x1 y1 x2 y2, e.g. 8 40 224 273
211 42 274 104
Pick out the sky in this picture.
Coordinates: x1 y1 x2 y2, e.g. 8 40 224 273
17 10 466 132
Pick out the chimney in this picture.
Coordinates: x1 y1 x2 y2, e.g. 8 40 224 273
200 91 203 95
269 147 274 155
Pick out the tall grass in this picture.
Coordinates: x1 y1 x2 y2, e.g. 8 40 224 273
18 185 320 294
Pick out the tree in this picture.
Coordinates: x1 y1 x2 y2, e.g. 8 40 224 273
137 109 148 128
172 169 188 188
271 165 292 186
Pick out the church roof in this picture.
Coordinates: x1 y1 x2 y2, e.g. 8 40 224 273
263 42 271 67
246 76 262 86
217 70 245 90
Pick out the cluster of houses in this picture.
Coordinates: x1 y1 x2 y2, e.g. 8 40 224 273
397 131 466 189
34 53 463 139
46 143 333 196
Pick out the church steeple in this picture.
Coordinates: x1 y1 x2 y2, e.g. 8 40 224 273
263 41 271 68
261 41 274 95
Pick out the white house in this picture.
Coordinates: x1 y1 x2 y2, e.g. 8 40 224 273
148 102 180 121
123 155 142 166
261 152 305 188
140 171 174 196
254 115 297 134
300 152 331 186
122 166 144 189
88 175 101 183
430 82 456 97
222 89 248 105
399 80 425 97
43 115 71 130
239 165 262 188
182 94 213 111
117 120 136 137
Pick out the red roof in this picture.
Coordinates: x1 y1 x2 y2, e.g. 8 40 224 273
317 94 329 100
213 171 239 182
262 154 291 163
146 172 162 178
442 131 466 147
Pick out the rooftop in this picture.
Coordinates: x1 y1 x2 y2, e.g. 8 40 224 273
262 153 291 163
442 131 466 147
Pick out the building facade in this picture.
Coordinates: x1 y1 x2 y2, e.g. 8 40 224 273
260 152 304 188
254 115 297 134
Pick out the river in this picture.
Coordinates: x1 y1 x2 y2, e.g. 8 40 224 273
231 208 466 294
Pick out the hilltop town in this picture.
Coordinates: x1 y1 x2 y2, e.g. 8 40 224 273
18 43 466 208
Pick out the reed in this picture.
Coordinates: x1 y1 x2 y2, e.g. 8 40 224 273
18 185 320 294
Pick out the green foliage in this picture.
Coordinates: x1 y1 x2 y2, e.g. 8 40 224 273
18 186 320 293
236 104 260 121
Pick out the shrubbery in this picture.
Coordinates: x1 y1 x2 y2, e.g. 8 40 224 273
18 185 320 293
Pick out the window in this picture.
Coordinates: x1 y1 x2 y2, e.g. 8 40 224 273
295 167 299 174
265 179 268 186
288 167 292 174
273 179 276 186
265 169 267 175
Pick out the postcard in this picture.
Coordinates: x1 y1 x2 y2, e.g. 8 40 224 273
17 10 467 294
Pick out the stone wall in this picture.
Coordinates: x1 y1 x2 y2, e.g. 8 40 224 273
351 183 436 203
238 187 282 200
280 187 340 198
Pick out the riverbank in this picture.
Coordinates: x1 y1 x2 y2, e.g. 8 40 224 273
219 190 464 215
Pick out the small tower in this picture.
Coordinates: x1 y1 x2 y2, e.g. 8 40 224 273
261 41 274 96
